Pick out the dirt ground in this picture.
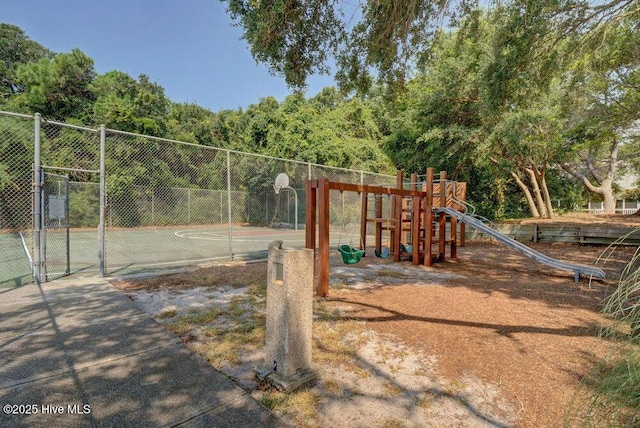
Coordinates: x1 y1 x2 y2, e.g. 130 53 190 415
113 213 640 427
324 241 637 427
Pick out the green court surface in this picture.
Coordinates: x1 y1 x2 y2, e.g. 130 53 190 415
0 233 32 288
2 225 350 286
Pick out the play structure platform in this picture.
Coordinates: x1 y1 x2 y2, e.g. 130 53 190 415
306 168 606 297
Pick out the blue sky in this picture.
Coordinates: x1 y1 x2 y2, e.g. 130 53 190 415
3 0 335 112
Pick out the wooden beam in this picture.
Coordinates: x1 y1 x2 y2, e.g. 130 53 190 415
393 194 402 262
305 180 317 289
375 196 382 252
326 181 425 198
360 191 368 253
317 178 330 297
393 171 403 262
458 182 467 247
305 180 317 250
424 168 434 267
438 171 447 262
412 195 421 265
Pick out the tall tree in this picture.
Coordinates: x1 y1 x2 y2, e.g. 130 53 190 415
559 13 640 214
92 71 170 136
12 48 96 120
223 1 639 92
383 7 568 218
0 23 52 101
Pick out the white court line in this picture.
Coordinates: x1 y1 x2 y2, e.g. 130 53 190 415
174 229 304 242
115 255 234 268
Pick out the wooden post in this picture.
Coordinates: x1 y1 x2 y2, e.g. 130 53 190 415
305 180 317 251
375 196 382 253
317 178 330 297
393 193 403 262
449 181 457 259
360 191 368 253
458 182 467 247
412 195 421 265
424 168 434 267
305 179 317 289
409 173 419 264
438 170 447 262
393 170 404 262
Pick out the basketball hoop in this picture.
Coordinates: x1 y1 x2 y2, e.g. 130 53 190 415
273 173 298 231
274 173 289 195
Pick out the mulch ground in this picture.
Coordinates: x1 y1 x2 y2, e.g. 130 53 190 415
322 238 638 427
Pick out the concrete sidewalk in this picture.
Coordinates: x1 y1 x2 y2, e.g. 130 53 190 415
0 277 285 427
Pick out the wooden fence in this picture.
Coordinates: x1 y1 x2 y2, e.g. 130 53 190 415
465 224 640 246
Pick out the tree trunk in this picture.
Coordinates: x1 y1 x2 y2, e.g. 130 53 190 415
560 138 620 215
510 171 540 217
560 166 617 215
526 167 547 218
601 179 617 214
533 165 555 218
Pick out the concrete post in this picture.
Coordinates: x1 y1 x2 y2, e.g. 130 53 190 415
256 240 318 391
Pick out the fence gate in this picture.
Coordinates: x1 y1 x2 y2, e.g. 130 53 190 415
40 171 70 282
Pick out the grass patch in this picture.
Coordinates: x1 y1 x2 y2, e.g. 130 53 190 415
375 269 407 279
262 388 321 426
382 382 403 397
379 418 405 428
323 379 343 395
259 391 287 410
445 379 466 395
166 319 193 335
417 393 434 409
284 389 321 425
572 241 640 426
203 338 243 366
573 345 640 427
312 321 361 367
165 307 222 335
158 309 177 319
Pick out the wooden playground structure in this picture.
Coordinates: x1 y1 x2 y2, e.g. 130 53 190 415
305 168 467 297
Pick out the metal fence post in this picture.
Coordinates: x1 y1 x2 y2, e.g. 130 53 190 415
98 125 106 276
187 188 191 223
226 151 234 259
40 169 45 280
33 113 42 283
65 177 70 275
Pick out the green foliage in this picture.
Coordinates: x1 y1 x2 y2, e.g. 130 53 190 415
225 0 344 89
0 116 33 229
14 49 96 120
69 184 100 228
573 242 640 427
223 0 474 93
574 346 640 427
0 23 52 100
92 72 169 136
224 1 639 96
604 245 640 340
167 102 218 146
1 24 393 225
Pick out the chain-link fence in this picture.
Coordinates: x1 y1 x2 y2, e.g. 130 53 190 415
41 172 70 281
0 111 394 285
0 112 35 287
